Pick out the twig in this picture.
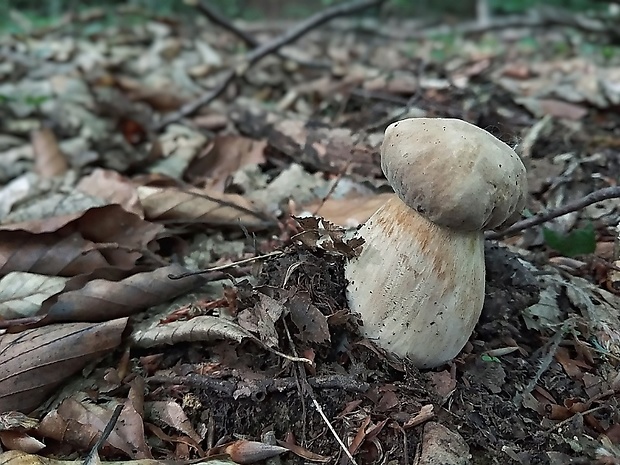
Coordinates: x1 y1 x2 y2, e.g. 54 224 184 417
487 186 620 240
513 319 575 407
194 0 327 69
157 0 386 129
311 159 353 216
168 250 284 279
83 404 123 464
544 406 606 435
310 394 358 465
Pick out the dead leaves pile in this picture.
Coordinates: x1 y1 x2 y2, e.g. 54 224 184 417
1 3 620 464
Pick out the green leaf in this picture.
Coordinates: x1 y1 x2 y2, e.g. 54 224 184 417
542 223 596 257
481 354 500 363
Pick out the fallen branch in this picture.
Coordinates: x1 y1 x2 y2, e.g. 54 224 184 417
487 186 620 240
194 0 328 69
157 0 386 129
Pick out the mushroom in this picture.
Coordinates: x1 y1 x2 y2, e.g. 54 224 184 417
345 118 527 368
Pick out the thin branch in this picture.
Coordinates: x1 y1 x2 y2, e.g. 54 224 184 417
195 0 328 69
157 0 386 129
487 186 620 240
195 0 258 48
168 250 284 279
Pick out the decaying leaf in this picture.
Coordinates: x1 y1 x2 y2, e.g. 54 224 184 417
75 169 143 217
38 397 151 459
0 318 128 413
131 315 254 349
144 401 201 443
186 135 267 191
294 216 363 258
138 186 273 229
286 291 330 345
0 272 68 319
31 128 68 179
0 231 110 277
207 440 287 464
39 264 205 323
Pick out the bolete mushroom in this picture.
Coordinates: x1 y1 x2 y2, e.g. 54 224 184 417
345 118 527 368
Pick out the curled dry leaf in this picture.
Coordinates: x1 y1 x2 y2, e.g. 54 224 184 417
0 204 161 241
38 398 151 459
39 264 205 323
0 431 46 454
0 205 163 273
138 186 273 230
31 128 68 179
286 292 330 345
145 401 201 443
0 318 128 413
208 440 287 464
131 315 255 348
0 272 68 320
0 231 110 278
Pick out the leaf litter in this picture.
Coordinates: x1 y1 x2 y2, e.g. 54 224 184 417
1 2 620 464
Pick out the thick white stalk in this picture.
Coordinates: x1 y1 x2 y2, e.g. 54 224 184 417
345 196 485 368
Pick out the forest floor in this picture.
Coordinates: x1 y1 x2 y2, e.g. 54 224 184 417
1 2 620 464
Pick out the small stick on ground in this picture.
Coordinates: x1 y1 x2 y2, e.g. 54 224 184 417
488 186 620 240
157 0 387 129
168 250 284 279
513 318 575 407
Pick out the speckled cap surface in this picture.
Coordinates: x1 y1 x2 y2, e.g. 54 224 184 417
381 117 527 231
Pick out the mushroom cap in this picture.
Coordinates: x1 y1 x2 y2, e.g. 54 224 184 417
381 118 527 231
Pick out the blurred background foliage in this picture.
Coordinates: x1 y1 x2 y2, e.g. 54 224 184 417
0 0 614 33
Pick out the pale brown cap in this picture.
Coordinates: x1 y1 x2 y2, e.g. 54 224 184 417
381 118 527 231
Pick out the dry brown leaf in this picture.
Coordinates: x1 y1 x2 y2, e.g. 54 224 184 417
131 315 254 348
76 169 143 217
0 318 127 413
39 264 204 323
0 206 163 272
0 231 109 278
0 272 68 319
208 440 287 464
31 128 68 179
286 292 330 345
38 398 151 459
145 401 201 443
138 186 272 229
0 431 45 454
304 193 393 227
186 135 267 191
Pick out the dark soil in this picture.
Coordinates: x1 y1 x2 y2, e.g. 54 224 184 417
142 238 613 464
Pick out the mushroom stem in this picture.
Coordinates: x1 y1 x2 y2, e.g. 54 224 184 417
345 195 485 368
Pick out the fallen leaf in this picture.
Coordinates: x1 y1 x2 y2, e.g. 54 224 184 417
76 169 143 217
286 292 330 345
138 186 273 229
31 128 68 178
38 398 151 459
0 272 68 319
0 318 127 413
186 135 267 191
145 401 201 443
39 264 205 323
